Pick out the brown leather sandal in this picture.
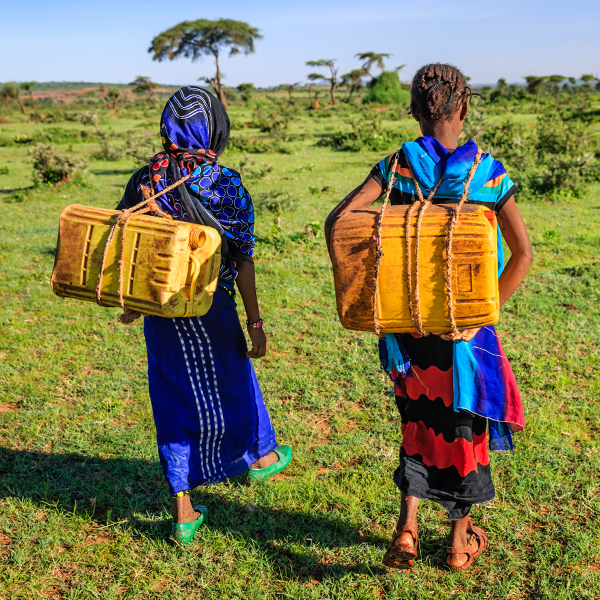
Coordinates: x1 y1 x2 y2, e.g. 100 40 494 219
446 520 488 572
382 525 418 569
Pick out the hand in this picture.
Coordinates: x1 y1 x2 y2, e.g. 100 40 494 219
459 327 481 342
432 327 481 342
246 326 267 359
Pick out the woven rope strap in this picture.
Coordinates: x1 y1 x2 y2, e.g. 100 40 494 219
444 148 483 334
372 152 400 337
95 174 189 308
405 172 444 336
373 147 483 337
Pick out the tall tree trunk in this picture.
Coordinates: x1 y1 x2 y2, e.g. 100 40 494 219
213 52 229 110
329 82 336 105
17 97 26 115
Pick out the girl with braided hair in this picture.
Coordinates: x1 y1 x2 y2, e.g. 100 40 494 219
325 64 533 571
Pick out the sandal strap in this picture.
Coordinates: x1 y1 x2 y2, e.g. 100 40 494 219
392 525 418 546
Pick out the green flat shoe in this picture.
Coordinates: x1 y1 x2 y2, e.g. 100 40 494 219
247 445 293 484
170 505 208 545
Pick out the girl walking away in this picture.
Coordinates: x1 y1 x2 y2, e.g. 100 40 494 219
325 64 533 571
118 87 292 544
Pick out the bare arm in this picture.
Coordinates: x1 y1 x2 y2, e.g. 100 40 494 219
235 260 267 359
497 197 534 306
325 175 384 254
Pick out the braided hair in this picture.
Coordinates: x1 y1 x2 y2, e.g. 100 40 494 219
410 63 472 122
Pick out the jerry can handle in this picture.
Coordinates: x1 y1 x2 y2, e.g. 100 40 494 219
186 253 201 315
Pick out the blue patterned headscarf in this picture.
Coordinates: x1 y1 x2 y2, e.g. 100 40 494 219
139 86 255 261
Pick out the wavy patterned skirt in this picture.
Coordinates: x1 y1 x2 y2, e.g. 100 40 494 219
143 287 278 495
394 334 495 520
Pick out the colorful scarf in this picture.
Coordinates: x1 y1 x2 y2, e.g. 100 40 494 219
380 136 524 451
137 86 255 264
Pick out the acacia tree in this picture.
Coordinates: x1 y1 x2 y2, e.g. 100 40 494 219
306 60 339 105
524 76 547 95
99 85 121 110
0 83 26 115
130 76 159 107
237 83 255 104
355 52 391 80
580 74 600 92
20 81 37 110
149 19 262 110
307 73 323 102
341 68 367 100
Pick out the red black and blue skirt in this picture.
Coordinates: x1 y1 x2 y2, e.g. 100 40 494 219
393 333 495 521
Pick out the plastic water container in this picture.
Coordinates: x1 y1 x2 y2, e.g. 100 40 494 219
330 203 499 333
51 204 222 318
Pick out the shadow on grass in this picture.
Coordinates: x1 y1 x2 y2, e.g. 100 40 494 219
0 448 405 582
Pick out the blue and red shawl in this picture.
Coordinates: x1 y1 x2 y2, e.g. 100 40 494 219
380 136 525 451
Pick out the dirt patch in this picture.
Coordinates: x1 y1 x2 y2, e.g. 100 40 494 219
0 404 18 413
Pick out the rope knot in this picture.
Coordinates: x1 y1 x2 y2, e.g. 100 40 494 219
94 173 190 315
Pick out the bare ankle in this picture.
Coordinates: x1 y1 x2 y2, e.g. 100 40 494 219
250 451 278 469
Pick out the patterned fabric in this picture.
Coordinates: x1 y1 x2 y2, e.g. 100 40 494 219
370 138 516 213
118 86 254 284
145 287 278 495
394 334 495 521
378 137 516 205
374 136 524 518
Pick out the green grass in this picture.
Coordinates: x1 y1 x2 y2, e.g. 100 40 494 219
0 100 599 599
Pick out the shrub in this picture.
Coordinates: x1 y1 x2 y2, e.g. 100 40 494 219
228 136 292 154
317 116 411 152
123 129 161 165
29 143 88 185
363 72 411 106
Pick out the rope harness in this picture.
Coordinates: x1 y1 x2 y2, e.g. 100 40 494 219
95 175 190 308
372 148 483 337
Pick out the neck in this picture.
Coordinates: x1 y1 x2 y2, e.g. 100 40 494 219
419 121 460 150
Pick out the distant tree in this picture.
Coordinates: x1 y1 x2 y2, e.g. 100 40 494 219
283 83 300 102
149 19 262 110
0 83 26 114
341 68 367 100
99 85 121 110
568 77 577 85
307 73 324 102
497 78 507 94
20 81 37 110
306 60 339 105
580 74 596 94
237 83 255 104
130 76 159 107
355 52 391 80
524 76 547 95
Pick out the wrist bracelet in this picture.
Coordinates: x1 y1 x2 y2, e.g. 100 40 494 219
246 318 263 329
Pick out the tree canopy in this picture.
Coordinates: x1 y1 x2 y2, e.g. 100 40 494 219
306 60 339 104
355 52 391 78
0 83 25 115
149 19 262 109
130 76 159 107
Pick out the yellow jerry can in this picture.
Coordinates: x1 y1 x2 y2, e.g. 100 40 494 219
330 203 499 333
51 204 222 318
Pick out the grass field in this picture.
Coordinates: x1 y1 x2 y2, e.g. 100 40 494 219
0 98 599 599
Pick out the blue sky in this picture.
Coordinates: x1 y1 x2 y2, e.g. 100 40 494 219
1 0 598 87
